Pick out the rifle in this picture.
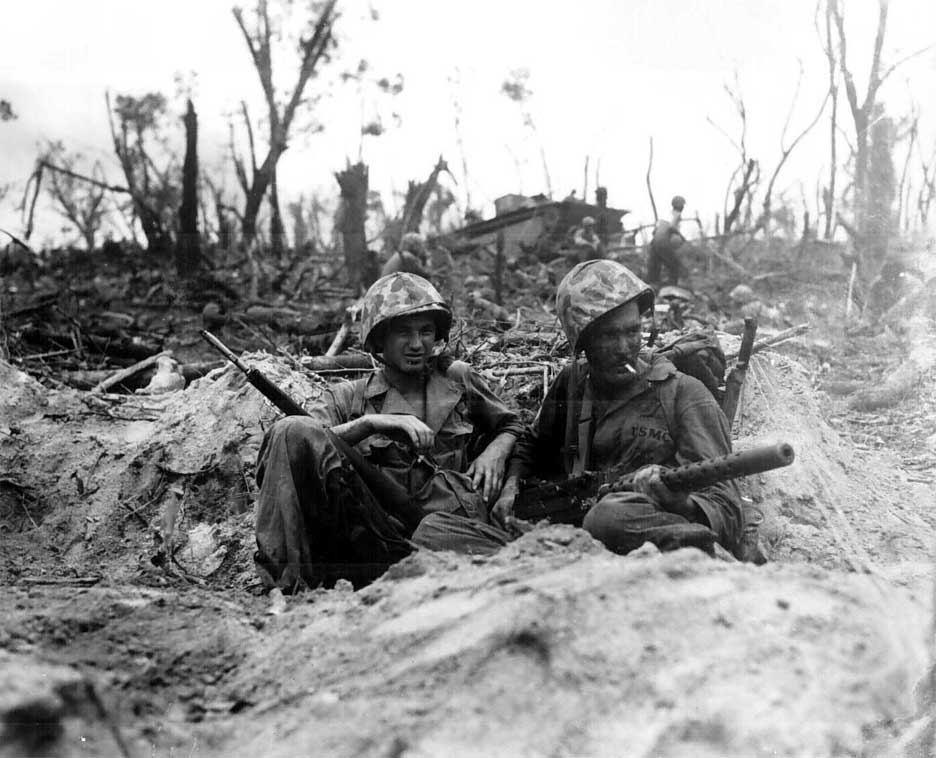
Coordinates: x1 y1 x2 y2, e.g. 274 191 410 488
200 330 425 532
721 317 757 425
513 441 795 526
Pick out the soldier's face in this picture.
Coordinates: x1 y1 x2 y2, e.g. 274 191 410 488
584 301 642 386
381 314 438 374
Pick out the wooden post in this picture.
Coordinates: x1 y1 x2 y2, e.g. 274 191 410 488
582 156 589 202
493 231 505 306
845 260 858 317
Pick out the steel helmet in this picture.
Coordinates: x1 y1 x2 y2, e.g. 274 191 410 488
400 232 426 254
729 284 755 304
582 216 596 226
658 284 694 302
360 273 452 353
556 260 654 352
671 195 686 212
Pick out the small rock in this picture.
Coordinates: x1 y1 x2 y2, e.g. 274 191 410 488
266 588 287 616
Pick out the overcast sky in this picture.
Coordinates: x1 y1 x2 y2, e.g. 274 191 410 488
1 0 934 246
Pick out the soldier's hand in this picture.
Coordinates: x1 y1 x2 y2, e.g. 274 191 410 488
368 414 434 451
467 446 509 504
489 477 519 529
632 464 693 517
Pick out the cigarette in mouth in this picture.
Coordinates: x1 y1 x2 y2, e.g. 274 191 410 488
623 362 636 374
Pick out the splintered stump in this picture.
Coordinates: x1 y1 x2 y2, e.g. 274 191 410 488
335 162 369 293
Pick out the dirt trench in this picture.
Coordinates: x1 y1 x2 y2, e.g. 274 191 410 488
1 323 935 757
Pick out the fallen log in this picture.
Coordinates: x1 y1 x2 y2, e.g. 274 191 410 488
201 303 333 335
61 361 223 391
818 379 865 396
847 318 936 412
847 361 923 412
92 351 171 393
725 323 810 361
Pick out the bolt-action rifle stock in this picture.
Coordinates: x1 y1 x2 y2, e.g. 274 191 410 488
200 330 424 531
514 441 795 526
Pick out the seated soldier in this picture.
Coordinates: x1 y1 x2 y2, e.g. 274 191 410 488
570 216 603 262
493 259 744 557
381 232 430 280
253 273 522 591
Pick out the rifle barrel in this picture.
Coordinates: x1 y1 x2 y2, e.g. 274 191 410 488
200 330 248 373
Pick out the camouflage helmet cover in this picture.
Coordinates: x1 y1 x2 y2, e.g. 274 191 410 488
360 272 452 352
556 260 654 352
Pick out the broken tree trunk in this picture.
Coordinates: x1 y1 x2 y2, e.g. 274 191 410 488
270 165 285 259
176 99 201 277
401 155 452 235
335 162 369 295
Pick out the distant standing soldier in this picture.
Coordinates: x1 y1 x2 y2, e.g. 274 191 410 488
381 232 430 280
647 195 688 287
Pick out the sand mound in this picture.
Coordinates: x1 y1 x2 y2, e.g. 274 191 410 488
184 533 928 757
2 347 934 757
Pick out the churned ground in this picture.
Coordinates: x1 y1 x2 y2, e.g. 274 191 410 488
2 277 936 757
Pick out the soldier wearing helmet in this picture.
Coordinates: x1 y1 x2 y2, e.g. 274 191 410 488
253 273 523 591
380 232 430 280
647 194 688 287
569 214 604 263
492 259 743 557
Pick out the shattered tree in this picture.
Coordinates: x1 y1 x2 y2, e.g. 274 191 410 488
335 161 369 294
176 98 201 277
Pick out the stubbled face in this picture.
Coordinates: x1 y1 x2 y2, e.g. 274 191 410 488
381 314 438 374
583 301 643 388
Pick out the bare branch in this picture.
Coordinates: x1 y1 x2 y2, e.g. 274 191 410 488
780 61 805 149
864 0 888 109
227 121 249 196
39 160 131 195
280 0 338 136
830 0 861 121
878 43 936 88
759 91 831 231
645 137 658 223
706 115 743 157
240 100 258 174
232 6 276 119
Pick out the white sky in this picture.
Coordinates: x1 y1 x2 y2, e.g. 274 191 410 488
1 0 935 246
